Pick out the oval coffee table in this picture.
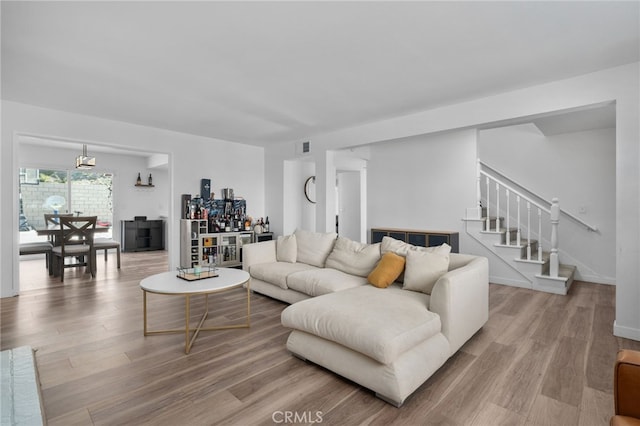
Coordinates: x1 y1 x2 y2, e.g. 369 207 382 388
140 268 250 354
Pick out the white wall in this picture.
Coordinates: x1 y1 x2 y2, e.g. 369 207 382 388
479 125 616 284
263 62 639 341
1 101 265 296
367 130 478 243
282 159 315 235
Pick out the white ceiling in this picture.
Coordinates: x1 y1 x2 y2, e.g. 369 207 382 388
2 1 638 147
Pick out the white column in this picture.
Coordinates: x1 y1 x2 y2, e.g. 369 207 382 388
314 150 337 233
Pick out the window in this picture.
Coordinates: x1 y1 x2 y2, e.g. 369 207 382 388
19 168 113 242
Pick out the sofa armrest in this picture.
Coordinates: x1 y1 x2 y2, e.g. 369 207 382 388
242 240 277 272
614 349 640 420
429 256 489 355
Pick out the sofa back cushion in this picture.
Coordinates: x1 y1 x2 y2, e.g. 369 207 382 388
403 247 451 294
294 229 337 267
325 237 381 277
381 236 451 282
276 234 297 263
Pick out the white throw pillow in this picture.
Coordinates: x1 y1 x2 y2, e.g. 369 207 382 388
325 237 381 277
381 236 451 257
403 248 451 294
381 236 451 283
276 234 297 263
381 236 413 257
294 229 337 267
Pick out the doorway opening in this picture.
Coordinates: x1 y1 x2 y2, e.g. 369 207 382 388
19 167 114 243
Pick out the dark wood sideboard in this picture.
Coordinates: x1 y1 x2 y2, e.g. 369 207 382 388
370 227 459 253
121 219 164 252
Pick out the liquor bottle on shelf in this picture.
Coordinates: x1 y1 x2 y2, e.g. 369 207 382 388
148 174 153 185
136 173 142 185
264 216 270 232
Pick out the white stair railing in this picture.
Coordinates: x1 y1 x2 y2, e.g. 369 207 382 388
477 160 559 275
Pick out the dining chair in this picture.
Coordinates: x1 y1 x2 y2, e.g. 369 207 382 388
93 237 121 268
42 213 73 272
44 213 73 244
51 216 97 282
44 213 73 229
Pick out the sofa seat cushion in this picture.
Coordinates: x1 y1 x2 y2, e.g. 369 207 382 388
281 285 441 364
286 268 368 297
249 262 318 290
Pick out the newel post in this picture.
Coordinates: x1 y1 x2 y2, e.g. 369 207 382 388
476 159 482 219
549 198 560 277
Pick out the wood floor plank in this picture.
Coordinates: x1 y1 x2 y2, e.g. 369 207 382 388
495 290 550 346
586 303 618 393
526 394 580 426
561 305 594 341
541 336 588 407
530 306 568 345
579 387 615 426
429 342 516 423
3 252 636 425
471 402 527 426
492 339 554 416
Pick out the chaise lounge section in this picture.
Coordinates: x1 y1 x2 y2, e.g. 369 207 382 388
243 229 489 406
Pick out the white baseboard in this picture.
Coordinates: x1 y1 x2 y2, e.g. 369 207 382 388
614 321 640 342
574 273 616 286
489 275 532 289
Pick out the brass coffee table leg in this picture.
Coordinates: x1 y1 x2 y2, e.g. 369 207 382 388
185 295 190 353
185 294 210 354
143 290 148 335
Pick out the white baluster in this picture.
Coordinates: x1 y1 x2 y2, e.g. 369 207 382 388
516 196 521 246
526 202 531 260
476 159 482 219
486 177 490 231
550 198 560 277
506 190 510 245
538 208 542 261
495 183 500 232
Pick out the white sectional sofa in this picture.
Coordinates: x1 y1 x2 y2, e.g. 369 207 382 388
242 229 489 406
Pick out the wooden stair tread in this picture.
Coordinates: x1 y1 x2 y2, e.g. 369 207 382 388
536 264 576 280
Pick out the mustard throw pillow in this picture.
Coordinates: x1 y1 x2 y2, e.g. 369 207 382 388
367 252 405 288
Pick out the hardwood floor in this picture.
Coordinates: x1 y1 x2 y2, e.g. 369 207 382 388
3 251 640 425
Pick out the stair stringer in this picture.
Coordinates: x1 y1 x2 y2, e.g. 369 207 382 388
464 219 532 289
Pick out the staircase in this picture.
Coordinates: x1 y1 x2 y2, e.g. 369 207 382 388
464 161 576 295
